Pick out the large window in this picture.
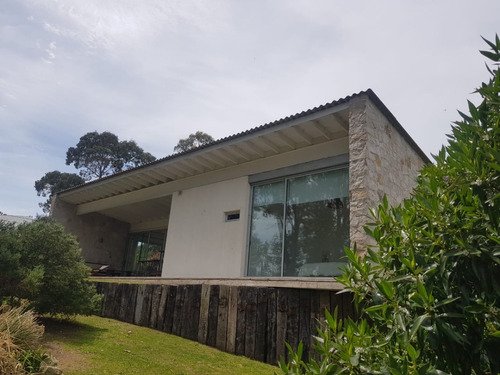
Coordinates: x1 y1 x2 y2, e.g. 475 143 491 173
247 168 349 277
122 229 167 276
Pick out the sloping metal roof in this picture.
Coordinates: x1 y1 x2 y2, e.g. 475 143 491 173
57 89 429 211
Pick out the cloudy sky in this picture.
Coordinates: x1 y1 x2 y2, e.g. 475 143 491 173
1 0 499 217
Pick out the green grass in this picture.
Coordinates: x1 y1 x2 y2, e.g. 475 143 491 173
42 315 278 375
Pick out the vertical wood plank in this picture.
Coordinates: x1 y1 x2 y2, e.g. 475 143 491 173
266 288 277 365
134 284 146 325
112 283 123 319
235 286 246 356
309 289 321 361
285 289 300 360
149 285 163 329
162 285 177 333
117 283 128 321
309 289 320 333
138 284 153 327
172 285 186 336
225 285 238 354
185 284 202 341
179 285 190 338
198 284 211 344
206 285 220 348
104 283 117 318
216 285 229 351
275 288 288 363
123 284 138 324
244 287 257 359
298 289 311 360
254 288 269 362
156 285 168 330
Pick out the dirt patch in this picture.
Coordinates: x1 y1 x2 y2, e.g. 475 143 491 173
42 342 91 373
40 318 97 373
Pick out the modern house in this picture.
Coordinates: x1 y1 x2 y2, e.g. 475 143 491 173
52 89 429 279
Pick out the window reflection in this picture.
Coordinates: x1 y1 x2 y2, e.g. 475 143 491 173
247 168 349 277
123 229 167 276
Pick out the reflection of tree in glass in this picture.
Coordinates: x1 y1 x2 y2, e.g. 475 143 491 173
283 172 349 277
248 234 282 276
248 169 349 277
248 181 285 277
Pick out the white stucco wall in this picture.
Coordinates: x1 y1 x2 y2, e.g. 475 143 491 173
162 176 251 277
161 138 350 278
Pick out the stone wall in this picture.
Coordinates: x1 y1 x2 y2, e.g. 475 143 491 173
51 198 130 271
348 94 427 253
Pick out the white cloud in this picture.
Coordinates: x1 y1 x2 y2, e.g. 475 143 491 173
1 0 499 215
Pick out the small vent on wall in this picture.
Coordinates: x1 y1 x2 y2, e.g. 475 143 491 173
225 210 240 222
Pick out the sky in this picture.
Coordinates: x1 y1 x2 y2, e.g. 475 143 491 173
1 0 499 217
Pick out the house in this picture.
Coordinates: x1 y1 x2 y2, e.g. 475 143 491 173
52 89 429 278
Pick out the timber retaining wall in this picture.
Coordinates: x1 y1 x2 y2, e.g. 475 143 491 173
94 281 355 365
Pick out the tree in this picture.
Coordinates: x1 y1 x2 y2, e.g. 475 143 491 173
34 171 85 213
280 36 500 375
0 220 101 316
0 221 21 299
66 131 156 180
174 131 214 153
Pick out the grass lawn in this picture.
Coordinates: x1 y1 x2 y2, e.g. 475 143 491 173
41 315 278 375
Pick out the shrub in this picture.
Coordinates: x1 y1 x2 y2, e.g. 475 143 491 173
280 36 500 375
0 222 22 301
0 349 25 375
0 304 43 350
0 220 102 316
18 347 48 373
16 220 102 316
0 303 45 375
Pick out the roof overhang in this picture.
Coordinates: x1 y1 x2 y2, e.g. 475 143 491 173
55 89 429 227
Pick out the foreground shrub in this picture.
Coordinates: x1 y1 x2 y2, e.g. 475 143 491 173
0 220 101 316
0 349 25 375
0 304 43 350
18 346 48 373
0 303 45 375
280 36 500 374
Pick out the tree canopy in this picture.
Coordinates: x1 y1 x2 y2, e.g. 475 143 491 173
174 131 214 153
281 35 500 375
34 171 85 213
66 131 156 180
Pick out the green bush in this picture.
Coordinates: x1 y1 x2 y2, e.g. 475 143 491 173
0 220 101 316
0 222 22 300
18 347 48 373
280 36 500 375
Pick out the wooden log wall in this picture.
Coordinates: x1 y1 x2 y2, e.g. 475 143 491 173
94 282 355 365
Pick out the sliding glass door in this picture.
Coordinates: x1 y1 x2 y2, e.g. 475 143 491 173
123 229 167 276
247 168 349 277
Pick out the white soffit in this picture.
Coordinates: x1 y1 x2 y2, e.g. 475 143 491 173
59 106 350 206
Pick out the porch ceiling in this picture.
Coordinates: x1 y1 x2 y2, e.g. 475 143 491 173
58 106 350 211
98 195 172 225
